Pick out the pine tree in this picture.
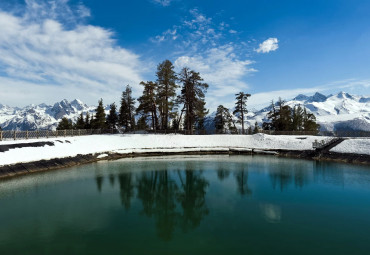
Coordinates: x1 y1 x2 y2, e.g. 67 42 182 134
75 113 85 129
303 107 320 132
247 126 253 134
233 92 251 134
94 99 106 129
292 105 304 131
106 103 118 129
57 117 73 130
214 105 236 134
253 121 259 134
214 105 227 134
156 60 178 130
137 81 159 130
119 85 136 131
177 67 208 134
276 98 292 131
84 112 91 129
136 115 149 130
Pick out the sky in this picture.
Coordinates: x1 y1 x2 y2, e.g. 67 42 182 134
0 0 370 110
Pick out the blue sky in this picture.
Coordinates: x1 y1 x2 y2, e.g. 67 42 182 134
0 0 369 110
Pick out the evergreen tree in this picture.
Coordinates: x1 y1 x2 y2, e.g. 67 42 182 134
292 105 304 131
214 105 227 134
156 60 178 130
94 99 106 129
177 67 209 134
214 105 236 134
264 100 319 132
119 85 136 131
303 107 320 131
84 112 91 129
136 115 149 130
253 122 259 134
106 103 118 129
75 113 85 129
137 81 159 130
57 117 73 130
276 98 292 131
233 92 251 134
247 126 253 134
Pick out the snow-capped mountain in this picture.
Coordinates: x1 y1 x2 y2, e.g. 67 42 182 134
205 92 370 132
0 91 369 131
0 100 97 131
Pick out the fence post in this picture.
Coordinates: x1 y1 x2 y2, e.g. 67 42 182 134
46 130 49 138
55 130 58 138
0 131 2 141
26 130 28 140
37 130 39 139
14 130 16 140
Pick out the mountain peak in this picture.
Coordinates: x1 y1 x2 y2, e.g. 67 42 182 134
311 92 327 102
336 91 354 99
293 94 309 101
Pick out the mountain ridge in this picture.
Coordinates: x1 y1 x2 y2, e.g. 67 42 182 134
0 91 369 131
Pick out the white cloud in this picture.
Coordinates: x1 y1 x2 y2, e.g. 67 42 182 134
153 0 172 7
255 38 279 53
0 0 145 106
175 45 256 111
150 28 178 43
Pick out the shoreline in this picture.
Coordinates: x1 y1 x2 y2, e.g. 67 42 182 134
1 147 369 180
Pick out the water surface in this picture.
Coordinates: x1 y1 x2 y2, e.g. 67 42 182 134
0 155 369 254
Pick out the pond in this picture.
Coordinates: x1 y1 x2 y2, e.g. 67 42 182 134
0 155 369 255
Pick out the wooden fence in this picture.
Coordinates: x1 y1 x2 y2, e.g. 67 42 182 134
0 128 369 141
0 129 118 141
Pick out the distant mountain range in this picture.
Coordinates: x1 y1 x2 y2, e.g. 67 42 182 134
205 91 370 132
0 91 369 131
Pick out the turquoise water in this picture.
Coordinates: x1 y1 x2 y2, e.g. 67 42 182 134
0 155 369 254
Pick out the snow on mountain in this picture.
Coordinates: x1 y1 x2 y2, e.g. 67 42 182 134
205 92 370 132
0 92 369 131
0 100 96 131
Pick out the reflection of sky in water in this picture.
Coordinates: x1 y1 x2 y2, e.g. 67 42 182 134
0 155 370 254
260 203 282 223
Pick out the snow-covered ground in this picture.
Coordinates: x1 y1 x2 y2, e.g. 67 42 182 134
330 139 370 155
0 134 368 167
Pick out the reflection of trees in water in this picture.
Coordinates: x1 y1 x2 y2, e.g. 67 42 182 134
177 169 209 232
118 172 134 211
234 164 252 196
217 164 230 181
95 176 104 193
154 170 178 241
269 161 310 191
107 167 209 241
109 174 115 187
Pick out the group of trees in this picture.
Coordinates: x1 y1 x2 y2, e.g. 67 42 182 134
57 59 319 133
263 98 319 132
214 92 252 134
57 60 209 134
